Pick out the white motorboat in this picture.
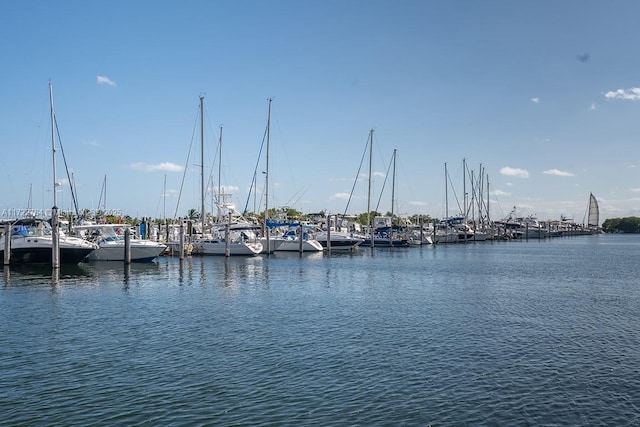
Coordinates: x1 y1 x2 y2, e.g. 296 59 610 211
1 218 98 265
313 230 363 250
194 225 263 256
74 224 167 262
275 228 323 252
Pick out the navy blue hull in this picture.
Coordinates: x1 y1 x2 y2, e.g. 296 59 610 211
0 248 94 265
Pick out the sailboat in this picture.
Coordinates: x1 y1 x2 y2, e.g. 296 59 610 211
362 147 408 247
192 96 263 256
587 193 602 234
0 83 97 265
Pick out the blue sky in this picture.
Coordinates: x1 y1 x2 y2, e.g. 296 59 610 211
2 0 639 224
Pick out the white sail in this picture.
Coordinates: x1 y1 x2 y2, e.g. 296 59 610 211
588 193 599 227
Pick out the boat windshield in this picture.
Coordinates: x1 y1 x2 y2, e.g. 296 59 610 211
11 221 52 238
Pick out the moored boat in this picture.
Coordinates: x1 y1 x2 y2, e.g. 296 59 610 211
0 218 97 265
73 223 167 262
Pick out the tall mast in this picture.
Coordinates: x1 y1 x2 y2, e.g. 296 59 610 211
264 98 272 252
391 148 396 221
486 174 490 223
462 157 467 217
49 82 60 269
50 83 57 209
200 96 205 226
103 174 107 211
444 162 449 219
367 129 373 247
217 125 222 222
265 98 271 224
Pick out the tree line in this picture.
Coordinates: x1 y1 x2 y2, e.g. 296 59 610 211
602 217 640 233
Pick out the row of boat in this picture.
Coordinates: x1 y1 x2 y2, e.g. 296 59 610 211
0 196 601 265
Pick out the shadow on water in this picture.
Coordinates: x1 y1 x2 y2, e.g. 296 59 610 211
1 260 164 288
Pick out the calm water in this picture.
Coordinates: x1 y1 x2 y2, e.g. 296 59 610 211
1 234 639 426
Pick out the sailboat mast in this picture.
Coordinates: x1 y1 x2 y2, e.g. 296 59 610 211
367 129 373 247
486 174 490 223
49 82 60 269
263 98 272 252
391 148 396 221
200 96 205 226
50 83 58 209
217 125 222 222
103 174 107 211
444 162 449 219
265 98 271 228
463 157 467 217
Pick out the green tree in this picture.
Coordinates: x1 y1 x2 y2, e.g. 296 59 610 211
602 217 640 233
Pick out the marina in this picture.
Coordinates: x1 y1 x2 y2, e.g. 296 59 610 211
1 233 639 425
3 3 640 425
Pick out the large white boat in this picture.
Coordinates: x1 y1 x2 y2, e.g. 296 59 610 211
194 223 263 256
0 218 98 265
74 224 166 262
275 228 324 252
313 230 363 250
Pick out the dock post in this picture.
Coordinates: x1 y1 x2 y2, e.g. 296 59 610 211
124 228 131 264
299 224 304 253
225 213 231 257
51 206 60 269
179 221 185 260
326 215 331 252
3 224 10 265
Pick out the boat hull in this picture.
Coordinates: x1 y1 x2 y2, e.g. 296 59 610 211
88 242 167 262
196 240 263 256
276 239 324 252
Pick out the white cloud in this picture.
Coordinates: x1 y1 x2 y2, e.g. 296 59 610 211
500 166 529 178
530 97 540 104
588 103 596 111
331 192 351 201
408 201 427 207
604 87 640 101
491 189 511 196
543 169 574 177
128 162 183 172
630 188 640 193
218 185 239 194
358 171 386 180
162 189 179 198
84 140 100 147
97 75 117 86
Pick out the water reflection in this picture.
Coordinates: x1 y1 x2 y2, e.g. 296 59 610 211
2 263 94 287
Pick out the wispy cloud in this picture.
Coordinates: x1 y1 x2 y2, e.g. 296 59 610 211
500 166 529 178
97 75 117 86
491 189 511 196
630 188 640 193
162 189 179 198
359 171 386 180
84 140 101 147
604 87 640 101
128 162 183 172
588 102 596 111
530 97 540 104
543 169 574 177
330 192 351 201
408 201 427 207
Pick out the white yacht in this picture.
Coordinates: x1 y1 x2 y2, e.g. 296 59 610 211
73 223 167 262
1 218 98 265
